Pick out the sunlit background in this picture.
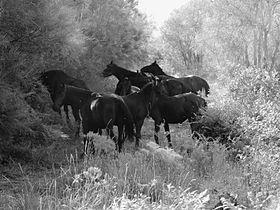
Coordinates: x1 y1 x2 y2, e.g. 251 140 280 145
137 0 187 25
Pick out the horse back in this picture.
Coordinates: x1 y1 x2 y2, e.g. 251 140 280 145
63 85 93 107
164 79 192 96
41 70 89 90
180 76 210 95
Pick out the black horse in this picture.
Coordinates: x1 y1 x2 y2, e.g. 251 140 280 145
115 77 207 147
102 61 152 89
121 79 165 147
40 70 89 119
102 61 187 96
115 77 140 96
140 61 210 96
80 93 135 153
52 83 95 136
150 80 207 147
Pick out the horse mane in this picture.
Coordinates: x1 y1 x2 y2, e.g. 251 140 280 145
110 64 139 78
154 64 168 76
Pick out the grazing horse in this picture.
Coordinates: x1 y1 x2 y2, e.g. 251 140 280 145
52 83 95 136
115 77 140 96
150 81 207 147
122 79 164 147
140 61 210 96
40 70 90 119
80 93 135 153
102 61 151 88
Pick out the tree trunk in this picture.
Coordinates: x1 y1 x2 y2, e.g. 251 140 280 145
253 29 257 66
244 43 250 67
263 28 268 69
257 27 263 68
270 39 280 72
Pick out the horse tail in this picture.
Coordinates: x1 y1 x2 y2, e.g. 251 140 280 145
117 98 135 141
201 79 210 96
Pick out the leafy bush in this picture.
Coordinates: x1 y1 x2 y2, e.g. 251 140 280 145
229 66 280 208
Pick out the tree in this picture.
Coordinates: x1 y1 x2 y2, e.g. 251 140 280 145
209 0 280 70
160 0 209 76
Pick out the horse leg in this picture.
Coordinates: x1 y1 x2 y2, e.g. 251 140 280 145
63 105 72 128
81 122 89 158
63 105 70 121
83 135 89 157
71 106 81 137
106 127 116 141
135 120 144 148
154 122 161 145
117 124 124 152
164 122 172 147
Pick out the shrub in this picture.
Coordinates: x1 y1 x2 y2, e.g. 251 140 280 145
229 66 280 208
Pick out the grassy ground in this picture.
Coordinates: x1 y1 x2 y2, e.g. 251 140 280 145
0 111 244 210
1 83 279 209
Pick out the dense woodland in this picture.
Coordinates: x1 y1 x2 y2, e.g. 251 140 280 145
1 0 280 209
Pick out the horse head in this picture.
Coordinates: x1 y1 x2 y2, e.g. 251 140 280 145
115 77 132 96
102 61 119 77
154 78 169 96
140 61 166 76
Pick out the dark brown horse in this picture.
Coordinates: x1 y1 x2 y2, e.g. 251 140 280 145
40 70 90 120
102 61 188 96
52 83 95 136
115 77 207 147
115 77 140 96
121 79 164 147
102 61 151 89
140 61 210 96
80 93 135 154
150 81 207 147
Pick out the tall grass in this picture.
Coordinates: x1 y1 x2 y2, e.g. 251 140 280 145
2 67 280 209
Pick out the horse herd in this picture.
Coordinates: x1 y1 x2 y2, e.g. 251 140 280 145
40 61 210 155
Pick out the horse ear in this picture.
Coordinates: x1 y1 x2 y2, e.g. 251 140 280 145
153 60 157 64
110 61 113 64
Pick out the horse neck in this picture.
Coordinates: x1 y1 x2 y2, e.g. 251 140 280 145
112 66 137 80
138 84 155 105
157 94 170 103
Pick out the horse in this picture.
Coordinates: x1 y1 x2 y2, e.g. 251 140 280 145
102 61 152 89
102 61 188 96
80 93 135 154
52 82 96 136
150 80 207 147
121 79 165 147
115 77 140 96
40 70 90 120
140 61 210 96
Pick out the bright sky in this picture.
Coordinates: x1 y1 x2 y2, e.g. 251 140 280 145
137 0 187 26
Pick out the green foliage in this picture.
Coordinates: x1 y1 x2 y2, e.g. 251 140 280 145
0 82 54 162
229 66 280 208
230 66 280 143
0 0 152 162
160 0 206 76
